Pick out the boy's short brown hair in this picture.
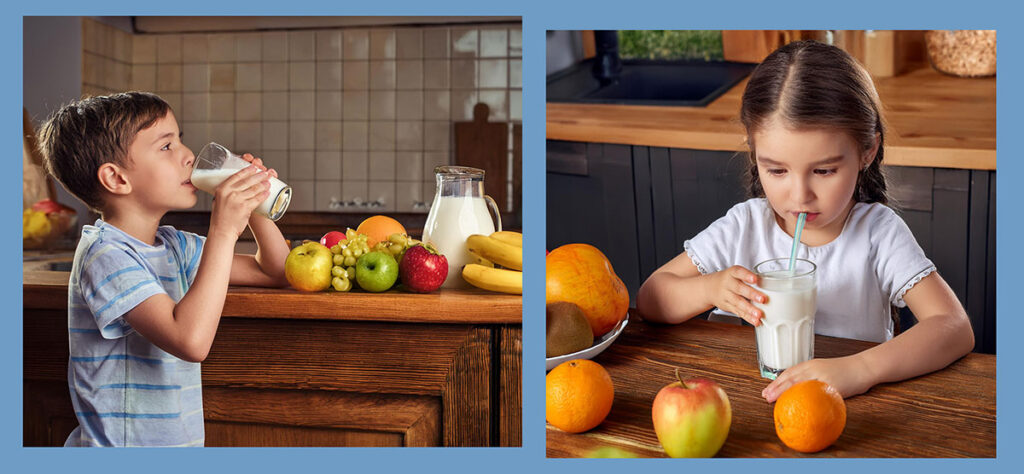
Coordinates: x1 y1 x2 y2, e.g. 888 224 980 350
37 91 171 213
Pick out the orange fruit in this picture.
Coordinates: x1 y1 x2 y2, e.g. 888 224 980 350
355 215 406 247
546 244 629 338
773 380 846 453
546 359 614 433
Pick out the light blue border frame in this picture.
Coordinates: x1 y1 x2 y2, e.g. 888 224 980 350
5 0 1018 472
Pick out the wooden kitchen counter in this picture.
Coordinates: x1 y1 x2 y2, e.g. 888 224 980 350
23 270 521 324
547 314 995 458
24 271 522 447
547 67 996 170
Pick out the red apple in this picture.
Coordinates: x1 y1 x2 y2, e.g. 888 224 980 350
399 243 448 293
651 370 732 458
319 230 347 249
31 199 75 215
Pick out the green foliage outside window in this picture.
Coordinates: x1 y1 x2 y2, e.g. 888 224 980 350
617 30 724 61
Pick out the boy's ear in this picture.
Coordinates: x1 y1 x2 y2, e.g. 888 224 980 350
862 132 881 170
97 163 132 195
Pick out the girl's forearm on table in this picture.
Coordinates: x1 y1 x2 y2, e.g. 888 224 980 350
855 312 974 387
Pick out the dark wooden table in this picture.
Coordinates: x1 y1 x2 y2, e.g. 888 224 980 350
547 314 996 458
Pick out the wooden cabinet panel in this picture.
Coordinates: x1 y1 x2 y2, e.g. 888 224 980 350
203 387 440 447
498 326 522 447
24 301 521 446
547 141 641 303
23 380 77 447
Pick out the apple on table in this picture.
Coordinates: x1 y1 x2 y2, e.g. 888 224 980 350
355 251 399 292
320 230 347 249
399 243 448 293
285 241 334 292
651 370 732 458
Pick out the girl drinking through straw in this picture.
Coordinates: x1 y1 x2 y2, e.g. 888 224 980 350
637 40 974 402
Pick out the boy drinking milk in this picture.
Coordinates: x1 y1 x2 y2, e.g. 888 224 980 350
38 91 291 446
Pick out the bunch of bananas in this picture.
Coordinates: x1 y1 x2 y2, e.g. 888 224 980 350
462 231 523 294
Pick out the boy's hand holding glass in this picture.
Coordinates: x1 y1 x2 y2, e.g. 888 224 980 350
706 266 768 326
208 164 272 240
192 142 291 221
238 153 278 180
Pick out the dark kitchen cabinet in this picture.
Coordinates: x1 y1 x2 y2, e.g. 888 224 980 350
547 140 995 354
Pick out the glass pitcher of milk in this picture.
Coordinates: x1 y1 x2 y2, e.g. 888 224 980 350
422 166 502 289
191 142 292 221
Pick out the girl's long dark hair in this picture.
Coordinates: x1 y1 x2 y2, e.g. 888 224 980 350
740 40 889 205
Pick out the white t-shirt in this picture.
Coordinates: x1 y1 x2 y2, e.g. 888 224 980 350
684 198 935 343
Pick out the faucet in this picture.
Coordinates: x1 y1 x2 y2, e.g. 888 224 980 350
592 30 622 87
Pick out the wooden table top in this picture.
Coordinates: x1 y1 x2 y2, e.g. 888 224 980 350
546 315 996 458
547 67 996 170
23 270 522 325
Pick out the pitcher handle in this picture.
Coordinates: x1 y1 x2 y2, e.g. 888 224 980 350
483 195 502 232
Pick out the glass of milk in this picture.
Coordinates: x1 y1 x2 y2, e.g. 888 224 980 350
421 166 502 289
751 258 817 380
191 142 292 221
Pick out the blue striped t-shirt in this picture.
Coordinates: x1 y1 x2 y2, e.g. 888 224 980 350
65 220 205 447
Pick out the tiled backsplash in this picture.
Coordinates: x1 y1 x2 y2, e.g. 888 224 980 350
81 18 522 213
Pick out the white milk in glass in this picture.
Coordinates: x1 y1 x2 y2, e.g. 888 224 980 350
190 169 291 220
752 267 816 379
422 195 496 289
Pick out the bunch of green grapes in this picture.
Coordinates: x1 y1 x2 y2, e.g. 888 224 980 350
329 229 371 292
372 233 422 266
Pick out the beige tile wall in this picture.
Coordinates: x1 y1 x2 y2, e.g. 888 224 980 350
81 18 522 213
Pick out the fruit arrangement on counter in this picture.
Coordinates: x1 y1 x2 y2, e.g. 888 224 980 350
23 199 77 249
284 214 522 295
545 242 846 457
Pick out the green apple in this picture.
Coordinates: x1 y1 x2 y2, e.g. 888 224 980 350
355 251 399 292
651 370 732 458
586 446 639 458
285 241 334 292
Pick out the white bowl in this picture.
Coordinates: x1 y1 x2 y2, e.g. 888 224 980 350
546 313 630 371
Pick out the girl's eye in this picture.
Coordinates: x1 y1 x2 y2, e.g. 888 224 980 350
814 168 837 176
161 143 171 151
765 168 786 176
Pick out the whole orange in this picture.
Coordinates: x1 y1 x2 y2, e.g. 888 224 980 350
546 359 615 433
547 244 629 338
774 380 846 453
356 215 407 247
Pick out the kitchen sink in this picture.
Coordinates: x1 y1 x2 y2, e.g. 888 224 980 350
547 58 756 107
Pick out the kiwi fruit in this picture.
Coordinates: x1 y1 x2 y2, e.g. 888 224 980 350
546 302 594 357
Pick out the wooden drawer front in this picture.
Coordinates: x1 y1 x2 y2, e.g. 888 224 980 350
203 387 440 447
203 318 492 446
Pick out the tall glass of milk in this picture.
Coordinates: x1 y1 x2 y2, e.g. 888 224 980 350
191 142 292 221
422 166 502 289
751 258 817 380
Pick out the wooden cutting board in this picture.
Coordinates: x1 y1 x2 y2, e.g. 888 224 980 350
454 103 508 212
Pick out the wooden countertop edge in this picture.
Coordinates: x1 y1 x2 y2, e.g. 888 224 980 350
546 66 996 171
24 271 522 325
547 113 996 171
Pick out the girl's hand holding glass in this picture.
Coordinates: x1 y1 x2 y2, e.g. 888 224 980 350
707 266 769 327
